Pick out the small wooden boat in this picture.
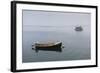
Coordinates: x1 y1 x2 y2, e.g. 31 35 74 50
32 42 62 52
75 26 83 31
34 42 62 49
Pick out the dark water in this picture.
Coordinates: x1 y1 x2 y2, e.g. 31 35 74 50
22 26 91 63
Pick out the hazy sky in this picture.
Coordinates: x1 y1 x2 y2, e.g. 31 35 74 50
22 10 91 31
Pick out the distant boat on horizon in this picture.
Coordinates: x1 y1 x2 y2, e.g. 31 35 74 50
75 26 83 31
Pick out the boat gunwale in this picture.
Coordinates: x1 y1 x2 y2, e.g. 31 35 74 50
35 42 62 47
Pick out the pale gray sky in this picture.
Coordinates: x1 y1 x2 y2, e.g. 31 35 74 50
23 10 91 26
23 10 91 31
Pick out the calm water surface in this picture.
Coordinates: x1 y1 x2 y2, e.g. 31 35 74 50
22 26 91 63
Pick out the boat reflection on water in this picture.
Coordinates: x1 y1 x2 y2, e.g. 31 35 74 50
33 47 62 53
32 41 63 53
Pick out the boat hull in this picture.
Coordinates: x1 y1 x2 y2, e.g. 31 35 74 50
35 42 62 49
75 26 83 31
35 47 62 52
35 42 62 52
32 42 62 52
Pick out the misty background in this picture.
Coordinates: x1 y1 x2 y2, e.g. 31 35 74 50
22 10 91 63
